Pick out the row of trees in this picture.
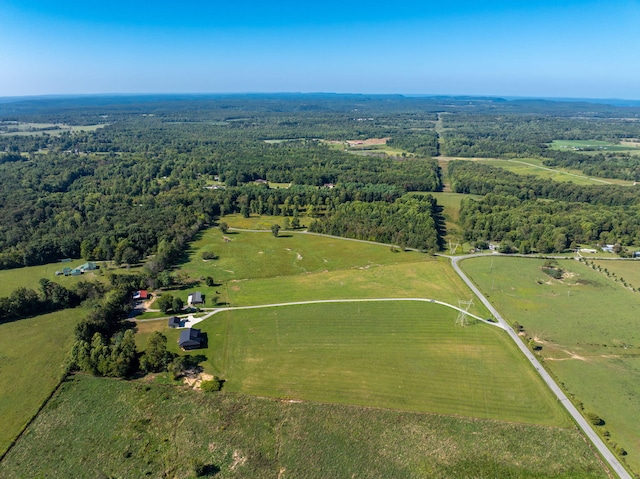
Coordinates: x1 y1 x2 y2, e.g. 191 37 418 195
0 279 104 323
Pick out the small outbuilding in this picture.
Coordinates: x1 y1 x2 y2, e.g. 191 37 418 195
168 316 181 328
179 328 203 350
188 291 203 305
133 290 149 300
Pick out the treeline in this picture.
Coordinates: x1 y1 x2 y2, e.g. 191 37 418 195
386 130 439 156
309 195 444 252
440 114 640 158
0 279 104 323
459 193 640 252
448 161 640 206
67 272 206 380
0 139 439 269
542 151 640 181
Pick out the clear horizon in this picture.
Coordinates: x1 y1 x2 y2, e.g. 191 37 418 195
2 0 640 99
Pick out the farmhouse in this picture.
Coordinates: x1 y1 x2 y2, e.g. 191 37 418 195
179 328 203 350
168 316 181 328
188 291 203 305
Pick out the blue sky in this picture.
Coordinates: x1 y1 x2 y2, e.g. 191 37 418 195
1 0 639 98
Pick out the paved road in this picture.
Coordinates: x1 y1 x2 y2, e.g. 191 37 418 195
450 254 632 479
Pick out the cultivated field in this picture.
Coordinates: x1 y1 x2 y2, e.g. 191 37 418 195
0 308 85 456
0 374 608 479
461 255 640 473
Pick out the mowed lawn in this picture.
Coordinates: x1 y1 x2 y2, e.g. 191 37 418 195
0 308 85 455
461 256 640 473
191 301 568 426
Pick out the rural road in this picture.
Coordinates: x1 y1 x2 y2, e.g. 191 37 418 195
450 254 632 479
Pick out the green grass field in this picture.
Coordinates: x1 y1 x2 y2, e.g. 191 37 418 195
0 261 95 297
469 157 632 185
591 259 640 291
461 256 640 473
0 122 106 137
166 227 473 310
549 139 640 155
0 308 85 456
192 302 569 425
0 374 608 479
0 261 142 297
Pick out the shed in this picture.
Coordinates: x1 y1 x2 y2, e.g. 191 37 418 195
78 262 98 271
188 291 203 305
179 328 202 350
168 316 181 328
133 290 149 300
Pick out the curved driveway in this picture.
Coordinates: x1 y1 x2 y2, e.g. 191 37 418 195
451 254 631 479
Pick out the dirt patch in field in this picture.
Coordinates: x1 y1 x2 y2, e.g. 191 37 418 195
183 371 213 390
230 450 247 470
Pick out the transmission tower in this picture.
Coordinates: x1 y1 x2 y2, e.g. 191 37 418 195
455 299 473 327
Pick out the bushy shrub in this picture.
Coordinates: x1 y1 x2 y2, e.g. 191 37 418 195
201 376 224 392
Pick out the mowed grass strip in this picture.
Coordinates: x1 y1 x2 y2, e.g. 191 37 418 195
0 375 608 479
461 256 640 473
197 302 568 426
0 308 85 455
221 258 489 318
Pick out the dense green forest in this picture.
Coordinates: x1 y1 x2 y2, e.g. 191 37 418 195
2 93 640 271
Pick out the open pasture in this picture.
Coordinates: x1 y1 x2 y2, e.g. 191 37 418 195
461 255 640 472
0 374 608 479
179 227 423 283
0 261 97 297
222 257 487 314
0 308 85 456
469 157 632 185
591 259 640 291
549 139 640 155
172 301 568 425
0 122 106 136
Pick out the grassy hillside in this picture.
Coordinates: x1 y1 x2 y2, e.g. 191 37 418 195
0 374 609 479
0 308 85 456
461 256 640 473
165 228 489 317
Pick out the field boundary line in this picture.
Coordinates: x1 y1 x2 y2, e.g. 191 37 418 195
0 371 68 463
